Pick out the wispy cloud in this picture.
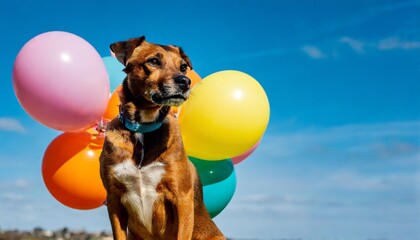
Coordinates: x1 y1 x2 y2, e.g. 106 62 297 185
237 120 420 222
0 176 110 231
339 37 365 54
301 45 327 59
240 193 343 207
14 178 31 188
0 178 31 189
224 167 420 238
229 35 418 62
225 122 420 237
326 170 388 191
305 34 420 58
233 170 420 218
2 192 25 201
377 37 420 50
278 121 419 142
0 117 25 133
285 122 417 173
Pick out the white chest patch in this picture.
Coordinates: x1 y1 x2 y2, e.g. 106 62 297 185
112 160 166 233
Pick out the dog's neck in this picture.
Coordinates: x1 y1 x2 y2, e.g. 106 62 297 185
119 79 170 132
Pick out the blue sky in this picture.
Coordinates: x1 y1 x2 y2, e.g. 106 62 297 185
0 0 419 239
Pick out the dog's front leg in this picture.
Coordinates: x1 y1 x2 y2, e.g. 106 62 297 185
107 194 128 240
101 130 137 240
176 190 195 240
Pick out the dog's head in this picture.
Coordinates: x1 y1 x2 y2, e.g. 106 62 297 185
110 36 192 107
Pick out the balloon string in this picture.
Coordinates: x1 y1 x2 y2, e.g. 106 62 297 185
95 118 108 138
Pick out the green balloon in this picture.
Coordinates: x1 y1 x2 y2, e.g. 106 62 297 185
203 170 236 218
188 157 234 186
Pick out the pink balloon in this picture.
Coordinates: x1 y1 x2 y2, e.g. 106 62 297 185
231 140 261 165
13 31 110 132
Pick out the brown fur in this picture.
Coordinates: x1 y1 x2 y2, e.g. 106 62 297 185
100 36 225 240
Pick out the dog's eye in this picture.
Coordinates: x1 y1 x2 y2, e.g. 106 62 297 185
147 57 161 66
180 63 188 72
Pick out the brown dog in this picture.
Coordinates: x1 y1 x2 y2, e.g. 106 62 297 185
99 36 225 240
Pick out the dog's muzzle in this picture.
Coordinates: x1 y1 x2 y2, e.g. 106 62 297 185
151 93 188 107
151 76 191 106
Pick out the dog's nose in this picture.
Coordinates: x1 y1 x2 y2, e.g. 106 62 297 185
174 75 191 91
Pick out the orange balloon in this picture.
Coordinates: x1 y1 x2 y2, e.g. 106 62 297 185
186 69 201 88
103 85 122 121
42 130 106 210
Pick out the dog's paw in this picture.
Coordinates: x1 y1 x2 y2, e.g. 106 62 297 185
112 160 139 184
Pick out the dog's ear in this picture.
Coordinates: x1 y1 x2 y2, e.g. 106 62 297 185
110 36 146 66
178 47 193 70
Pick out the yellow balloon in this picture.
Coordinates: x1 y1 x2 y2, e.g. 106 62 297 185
179 70 270 160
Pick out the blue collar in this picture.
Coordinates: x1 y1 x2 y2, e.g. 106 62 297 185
118 113 163 133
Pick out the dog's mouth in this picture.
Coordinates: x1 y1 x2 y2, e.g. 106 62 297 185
151 93 188 107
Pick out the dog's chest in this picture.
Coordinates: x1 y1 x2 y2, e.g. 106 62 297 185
138 161 166 198
112 160 166 232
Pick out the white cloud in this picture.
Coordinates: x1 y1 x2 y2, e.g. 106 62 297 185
14 179 30 188
301 45 327 59
0 117 26 133
261 121 420 163
320 121 419 140
2 192 25 201
240 193 342 207
0 178 31 189
340 37 365 53
219 168 420 239
378 37 420 50
239 121 420 212
326 170 388 191
335 36 420 55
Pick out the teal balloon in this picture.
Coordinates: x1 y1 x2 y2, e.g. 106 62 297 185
189 157 236 218
102 56 126 92
203 169 236 218
188 157 234 186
